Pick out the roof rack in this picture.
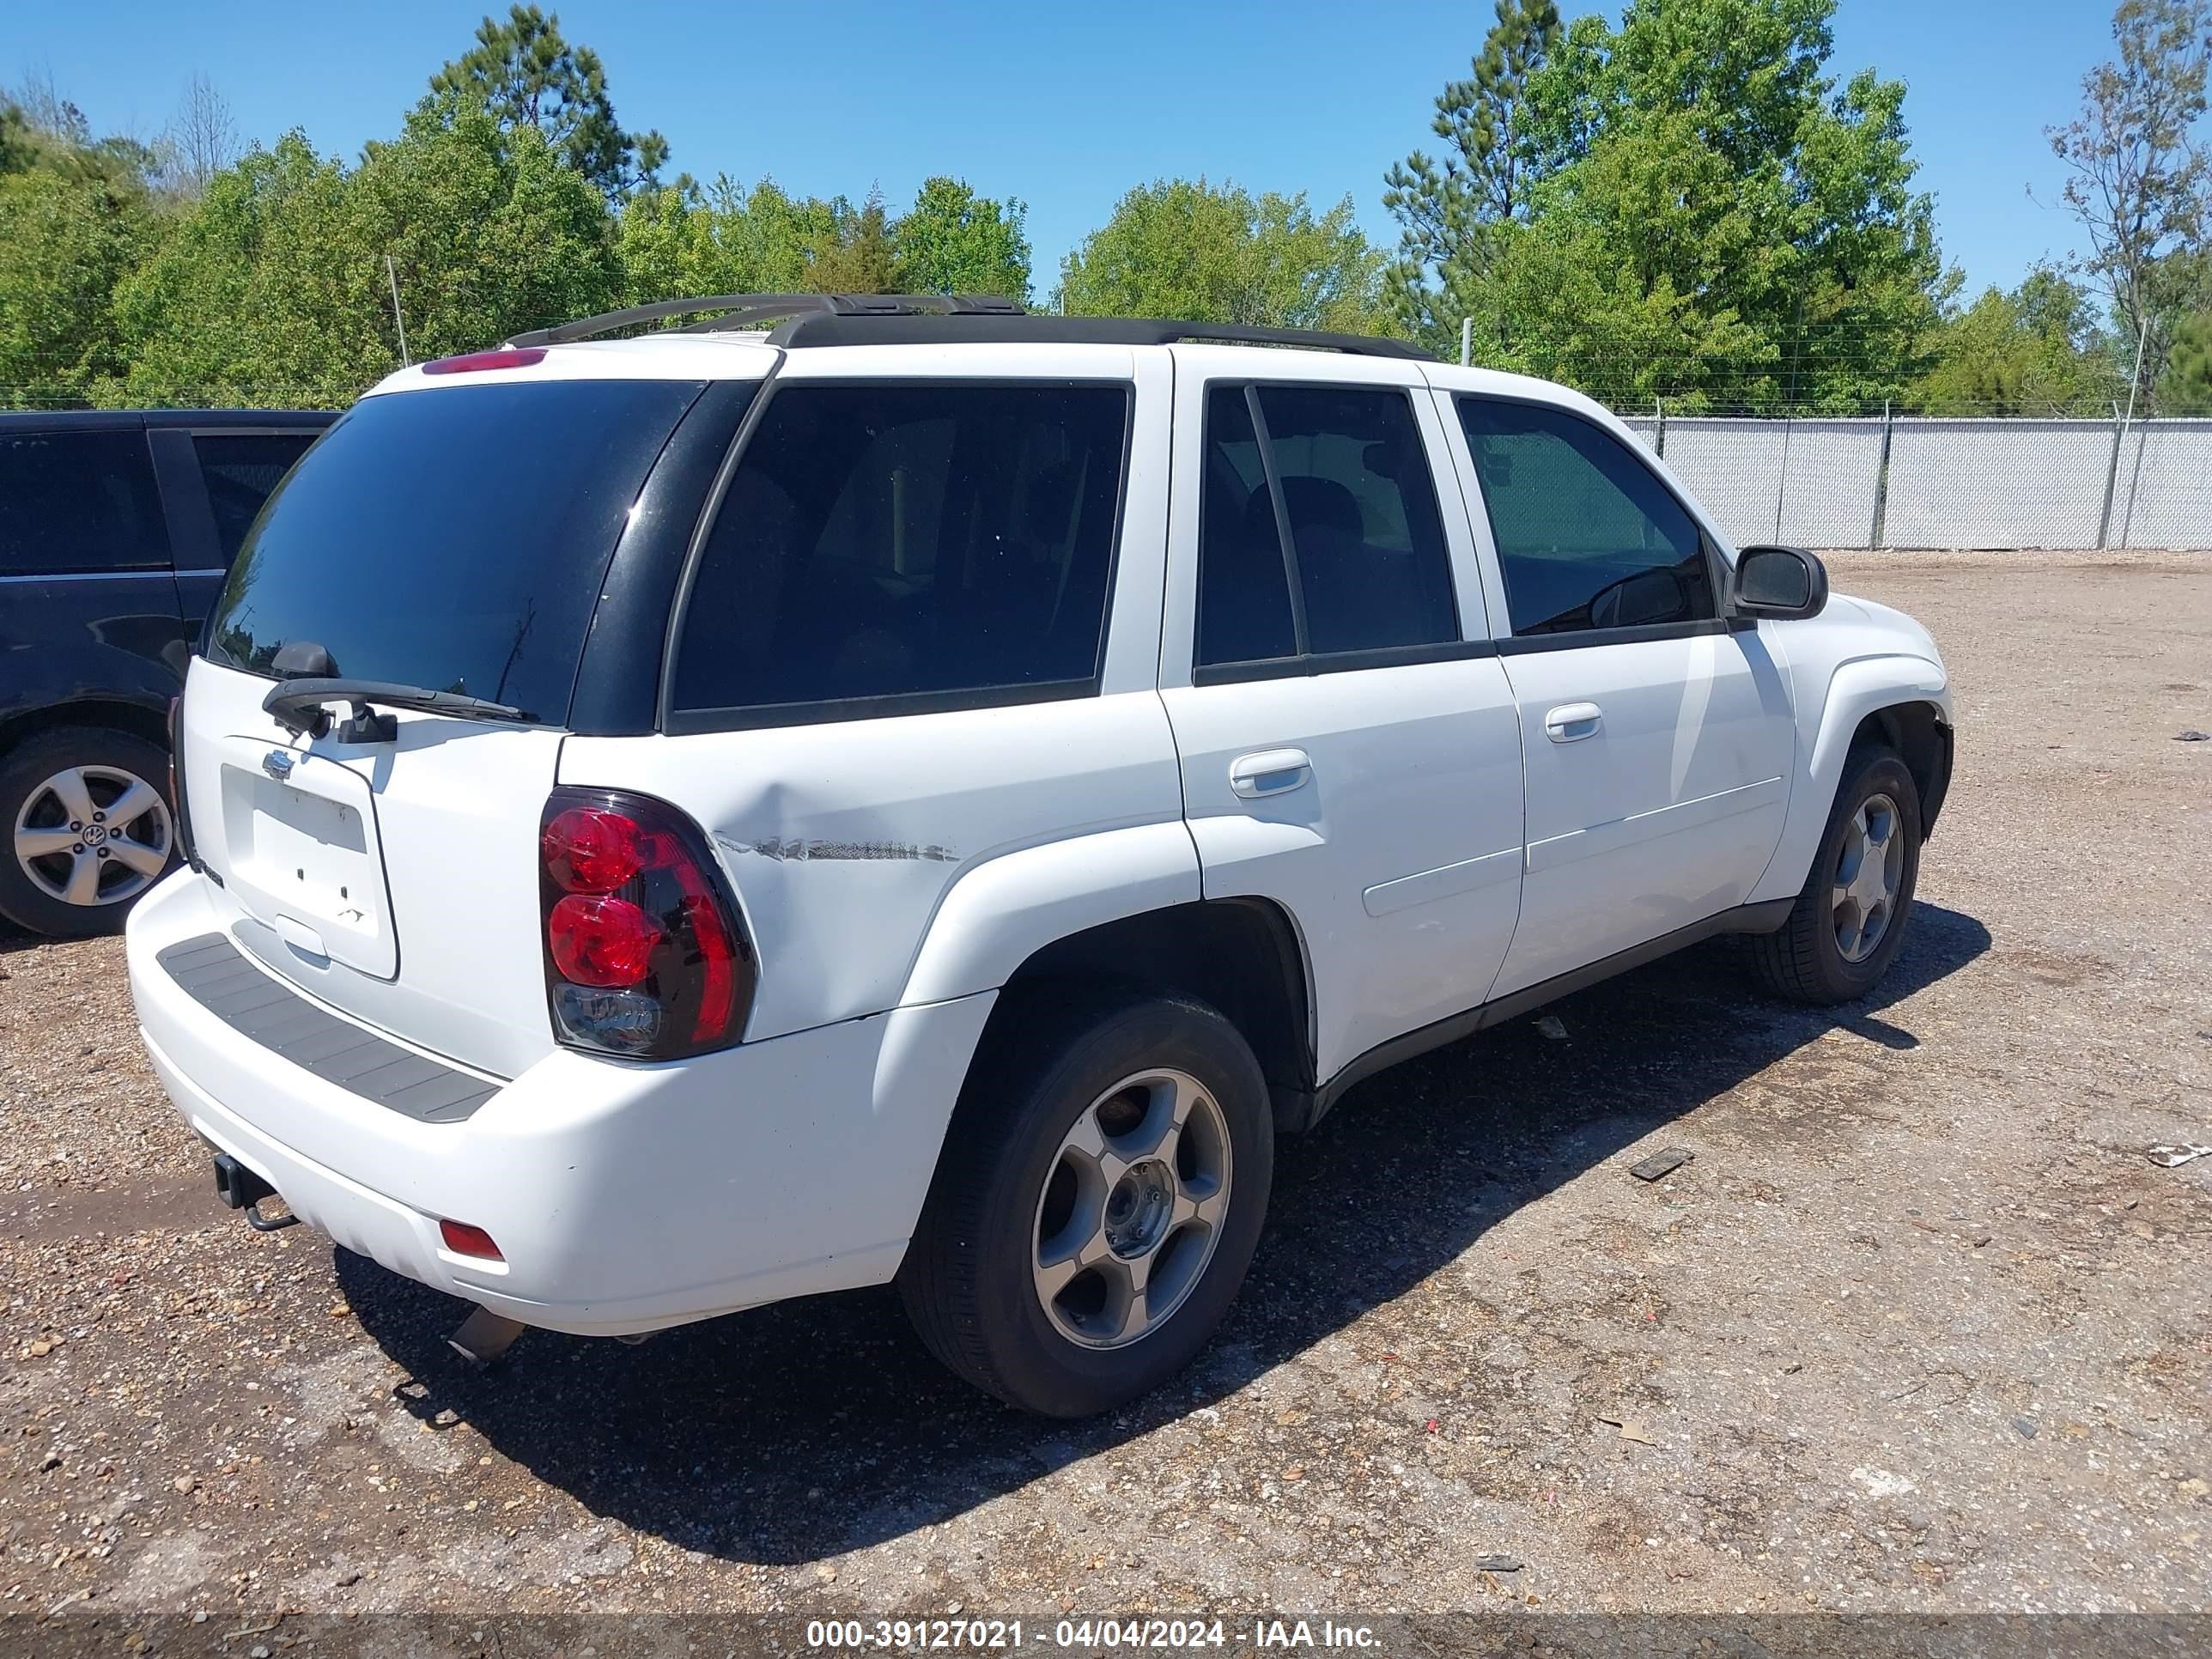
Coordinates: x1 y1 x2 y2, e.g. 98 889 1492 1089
505 293 1432 361
505 292 1024 347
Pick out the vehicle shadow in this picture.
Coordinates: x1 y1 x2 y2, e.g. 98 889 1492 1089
337 902 1992 1565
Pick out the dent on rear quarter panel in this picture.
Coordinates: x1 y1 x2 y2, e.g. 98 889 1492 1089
556 691 1189 1042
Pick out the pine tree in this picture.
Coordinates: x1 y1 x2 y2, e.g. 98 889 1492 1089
1382 0 1561 329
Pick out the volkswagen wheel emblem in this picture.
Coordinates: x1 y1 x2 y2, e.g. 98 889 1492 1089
263 750 295 781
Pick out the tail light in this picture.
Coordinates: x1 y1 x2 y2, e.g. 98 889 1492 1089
538 787 755 1060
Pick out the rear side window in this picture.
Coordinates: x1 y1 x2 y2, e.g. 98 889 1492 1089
194 433 318 563
1456 398 1714 636
206 380 705 724
1196 384 1457 673
0 429 166 575
669 381 1130 725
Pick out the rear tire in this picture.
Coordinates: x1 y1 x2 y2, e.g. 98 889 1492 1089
1748 744 1922 1005
898 989 1274 1418
0 726 179 939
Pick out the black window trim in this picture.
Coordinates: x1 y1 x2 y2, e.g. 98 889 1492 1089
1452 390 1735 651
657 374 1139 737
1193 376 1465 685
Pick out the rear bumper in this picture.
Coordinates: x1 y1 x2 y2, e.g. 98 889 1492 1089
125 870 994 1336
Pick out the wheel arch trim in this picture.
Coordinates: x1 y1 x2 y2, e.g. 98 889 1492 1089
1747 653 1949 908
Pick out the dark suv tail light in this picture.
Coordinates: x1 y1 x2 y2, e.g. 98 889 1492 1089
538 788 755 1060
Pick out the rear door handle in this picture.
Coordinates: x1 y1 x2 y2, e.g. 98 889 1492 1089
1544 702 1604 743
1229 748 1312 798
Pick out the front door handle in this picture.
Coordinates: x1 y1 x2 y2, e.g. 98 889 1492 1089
1229 748 1312 799
1544 702 1604 743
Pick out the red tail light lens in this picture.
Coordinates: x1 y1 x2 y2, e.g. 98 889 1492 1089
537 787 755 1059
438 1219 504 1261
542 806 643 893
547 894 660 985
421 347 547 375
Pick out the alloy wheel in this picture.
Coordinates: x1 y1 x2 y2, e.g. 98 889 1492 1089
1031 1067 1233 1350
12 764 173 908
1832 790 1903 964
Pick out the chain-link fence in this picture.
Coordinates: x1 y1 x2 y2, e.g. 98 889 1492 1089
1622 412 2210 550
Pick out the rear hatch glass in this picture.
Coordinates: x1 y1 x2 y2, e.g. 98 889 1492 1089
183 376 704 1078
205 378 706 722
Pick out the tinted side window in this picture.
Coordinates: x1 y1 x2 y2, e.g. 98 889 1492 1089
1257 386 1457 656
1195 385 1458 671
671 382 1129 720
1456 398 1714 636
194 434 317 563
1196 386 1297 667
0 429 166 575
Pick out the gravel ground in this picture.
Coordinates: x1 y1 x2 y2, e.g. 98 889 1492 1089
1 550 2207 1643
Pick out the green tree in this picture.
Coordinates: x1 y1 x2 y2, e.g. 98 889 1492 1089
1382 0 1561 332
803 189 898 294
114 110 620 406
1056 179 1388 331
2156 308 2212 408
426 4 667 199
1915 267 2120 414
616 175 837 303
2047 0 2212 411
894 176 1030 300
0 83 165 406
1391 0 1945 407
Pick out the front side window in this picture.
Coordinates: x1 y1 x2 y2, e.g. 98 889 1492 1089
1195 383 1458 672
1456 398 1714 636
670 381 1129 721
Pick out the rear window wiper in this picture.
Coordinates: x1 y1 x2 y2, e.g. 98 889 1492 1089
262 677 538 742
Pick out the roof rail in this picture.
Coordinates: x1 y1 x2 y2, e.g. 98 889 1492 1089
504 292 1024 348
766 313 1434 359
504 293 1433 361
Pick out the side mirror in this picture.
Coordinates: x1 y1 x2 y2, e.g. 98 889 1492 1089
1734 545 1828 620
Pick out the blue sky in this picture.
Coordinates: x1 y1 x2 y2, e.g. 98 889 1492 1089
10 0 2119 304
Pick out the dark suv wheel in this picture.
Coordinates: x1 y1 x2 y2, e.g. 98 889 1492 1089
0 726 179 939
1748 744 1922 1005
898 990 1274 1417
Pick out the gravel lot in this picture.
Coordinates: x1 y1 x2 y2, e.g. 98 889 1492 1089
2 550 2207 1643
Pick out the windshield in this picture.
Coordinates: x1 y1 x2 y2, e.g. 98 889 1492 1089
205 378 707 725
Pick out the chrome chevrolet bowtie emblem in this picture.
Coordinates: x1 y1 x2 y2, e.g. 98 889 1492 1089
262 750 295 781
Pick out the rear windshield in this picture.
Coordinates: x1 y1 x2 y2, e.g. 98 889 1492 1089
205 379 705 723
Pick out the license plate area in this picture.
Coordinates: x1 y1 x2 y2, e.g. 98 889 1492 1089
215 744 398 978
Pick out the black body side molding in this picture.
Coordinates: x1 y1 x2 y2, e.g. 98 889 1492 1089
1273 896 1796 1133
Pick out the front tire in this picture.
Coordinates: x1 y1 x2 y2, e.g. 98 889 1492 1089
1748 744 1922 1005
898 990 1274 1418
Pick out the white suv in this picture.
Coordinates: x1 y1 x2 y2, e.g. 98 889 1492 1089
125 295 1954 1418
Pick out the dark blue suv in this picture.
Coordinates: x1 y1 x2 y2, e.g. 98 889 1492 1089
0 409 332 937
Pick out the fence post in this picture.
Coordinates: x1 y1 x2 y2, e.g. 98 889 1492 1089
1654 397 1666 458
2096 402 2124 549
2118 416 2150 550
1870 401 1893 550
